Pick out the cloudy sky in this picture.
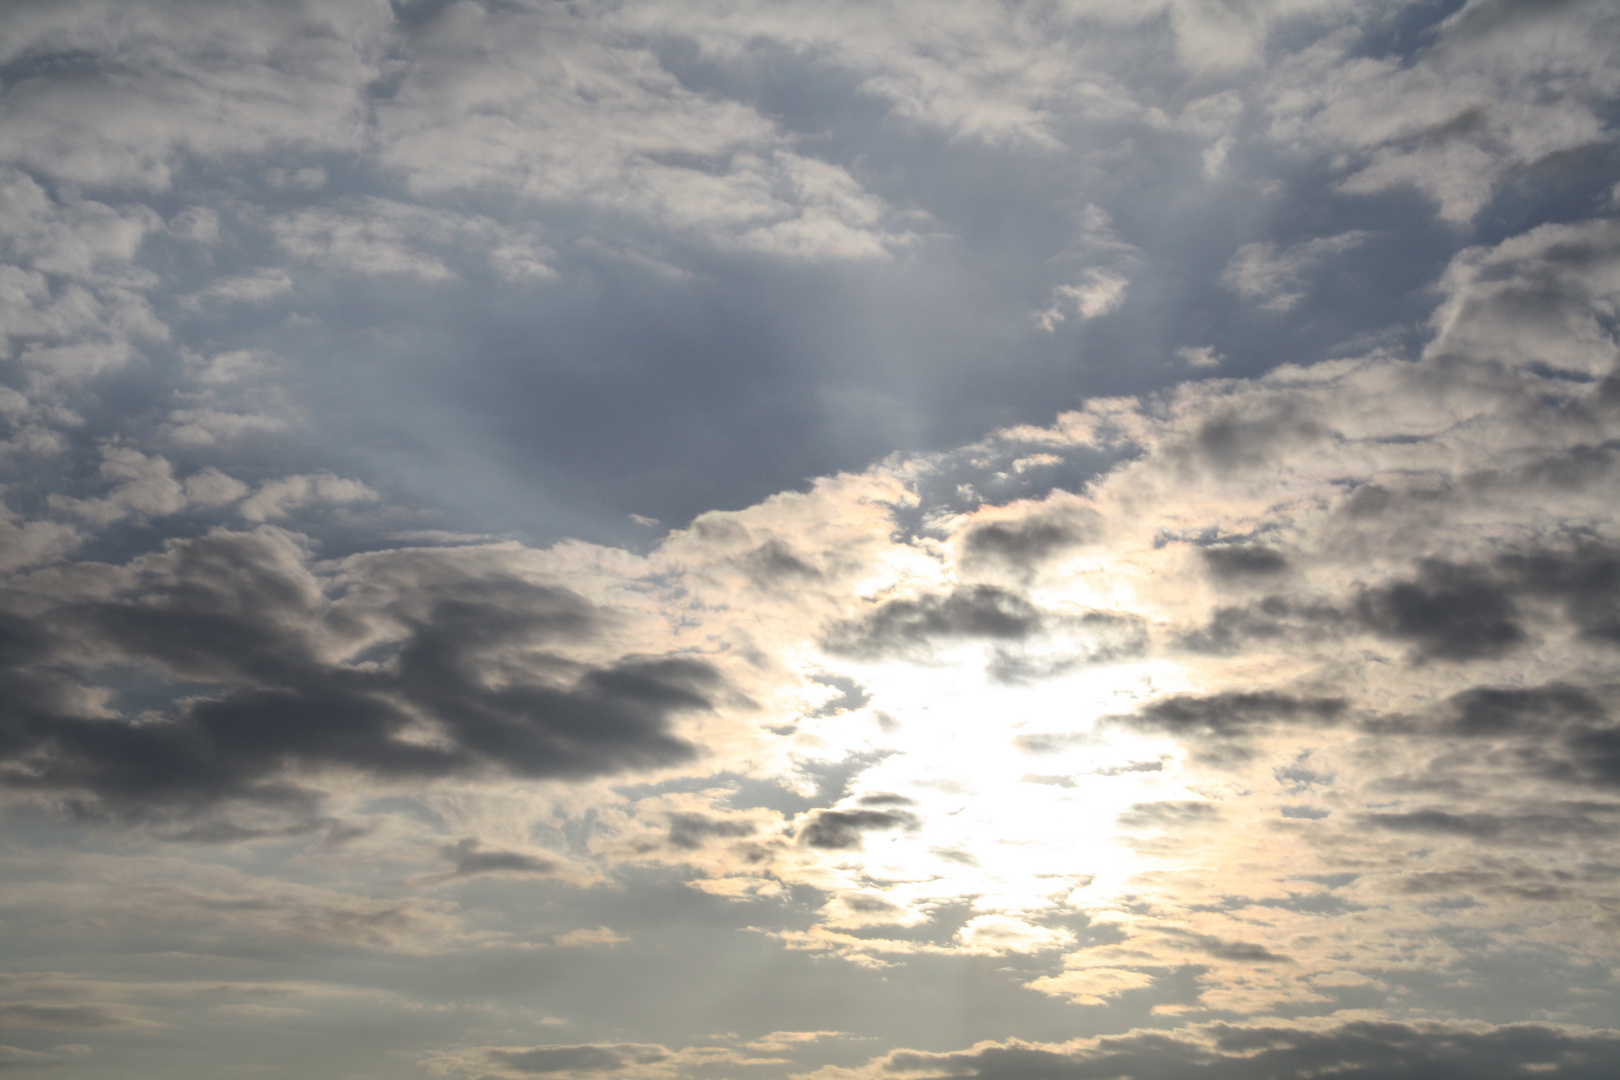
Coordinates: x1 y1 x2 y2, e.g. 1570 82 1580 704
3 0 1620 1077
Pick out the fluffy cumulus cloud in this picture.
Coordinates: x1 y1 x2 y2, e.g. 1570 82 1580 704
1 1 1619 1078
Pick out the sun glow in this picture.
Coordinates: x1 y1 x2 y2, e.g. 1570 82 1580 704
783 649 1199 944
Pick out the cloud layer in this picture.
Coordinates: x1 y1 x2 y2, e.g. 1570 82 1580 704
1 1 1619 1077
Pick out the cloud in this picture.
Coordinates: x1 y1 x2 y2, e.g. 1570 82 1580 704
237 473 378 522
1036 269 1130 330
373 2 899 259
269 199 556 283
1221 231 1369 311
1200 544 1288 579
0 0 389 190
957 499 1101 579
1355 558 1524 661
1 4 1619 1070
44 446 243 526
0 529 725 816
1177 345 1224 368
797 808 919 850
0 1001 147 1031
179 269 294 308
821 585 1046 661
1261 0 1620 222
875 1020 1620 1080
1112 692 1349 739
665 812 757 850
440 838 557 879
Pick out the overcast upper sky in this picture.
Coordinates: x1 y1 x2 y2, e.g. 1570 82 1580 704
3 1 1620 1077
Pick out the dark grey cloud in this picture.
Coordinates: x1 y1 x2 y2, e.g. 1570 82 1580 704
1176 597 1343 656
1159 927 1293 965
1183 403 1327 475
0 1001 140 1031
1110 692 1349 740
1425 682 1620 789
1440 683 1606 736
1498 542 1620 645
821 585 1044 661
1200 544 1289 579
739 538 825 590
809 673 872 717
959 505 1101 578
1115 801 1221 830
798 808 920 850
1188 541 1620 661
882 1020 1620 1080
857 793 915 807
822 584 1143 680
487 1044 668 1075
1357 806 1620 849
442 838 556 878
1356 558 1525 662
665 812 756 851
0 531 721 816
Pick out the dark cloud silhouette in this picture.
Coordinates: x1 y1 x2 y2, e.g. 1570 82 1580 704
1440 683 1605 736
809 673 872 717
1428 682 1620 789
1176 597 1343 655
822 584 1143 681
1166 929 1292 964
1357 559 1524 661
741 538 824 589
487 1044 669 1074
986 612 1147 682
798 808 920 849
1362 805 1619 843
1499 542 1620 645
821 585 1045 660
1187 404 1326 474
1201 545 1289 579
1112 692 1349 739
882 1020 1620 1080
1361 809 1508 839
1116 801 1220 830
0 531 720 815
442 838 556 878
857 792 915 807
666 813 757 850
959 504 1100 577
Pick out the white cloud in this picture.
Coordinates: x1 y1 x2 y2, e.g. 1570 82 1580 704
237 472 379 522
162 409 290 448
269 199 556 282
45 446 248 526
374 3 901 260
0 0 391 190
178 269 293 309
0 170 166 393
1221 230 1367 311
1262 0 1620 222
1176 345 1224 368
1036 268 1130 330
181 467 249 507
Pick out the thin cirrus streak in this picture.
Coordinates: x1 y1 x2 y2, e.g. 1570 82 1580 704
1 1 1619 1078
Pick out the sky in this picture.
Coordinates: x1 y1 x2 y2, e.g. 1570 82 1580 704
2 0 1620 1077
